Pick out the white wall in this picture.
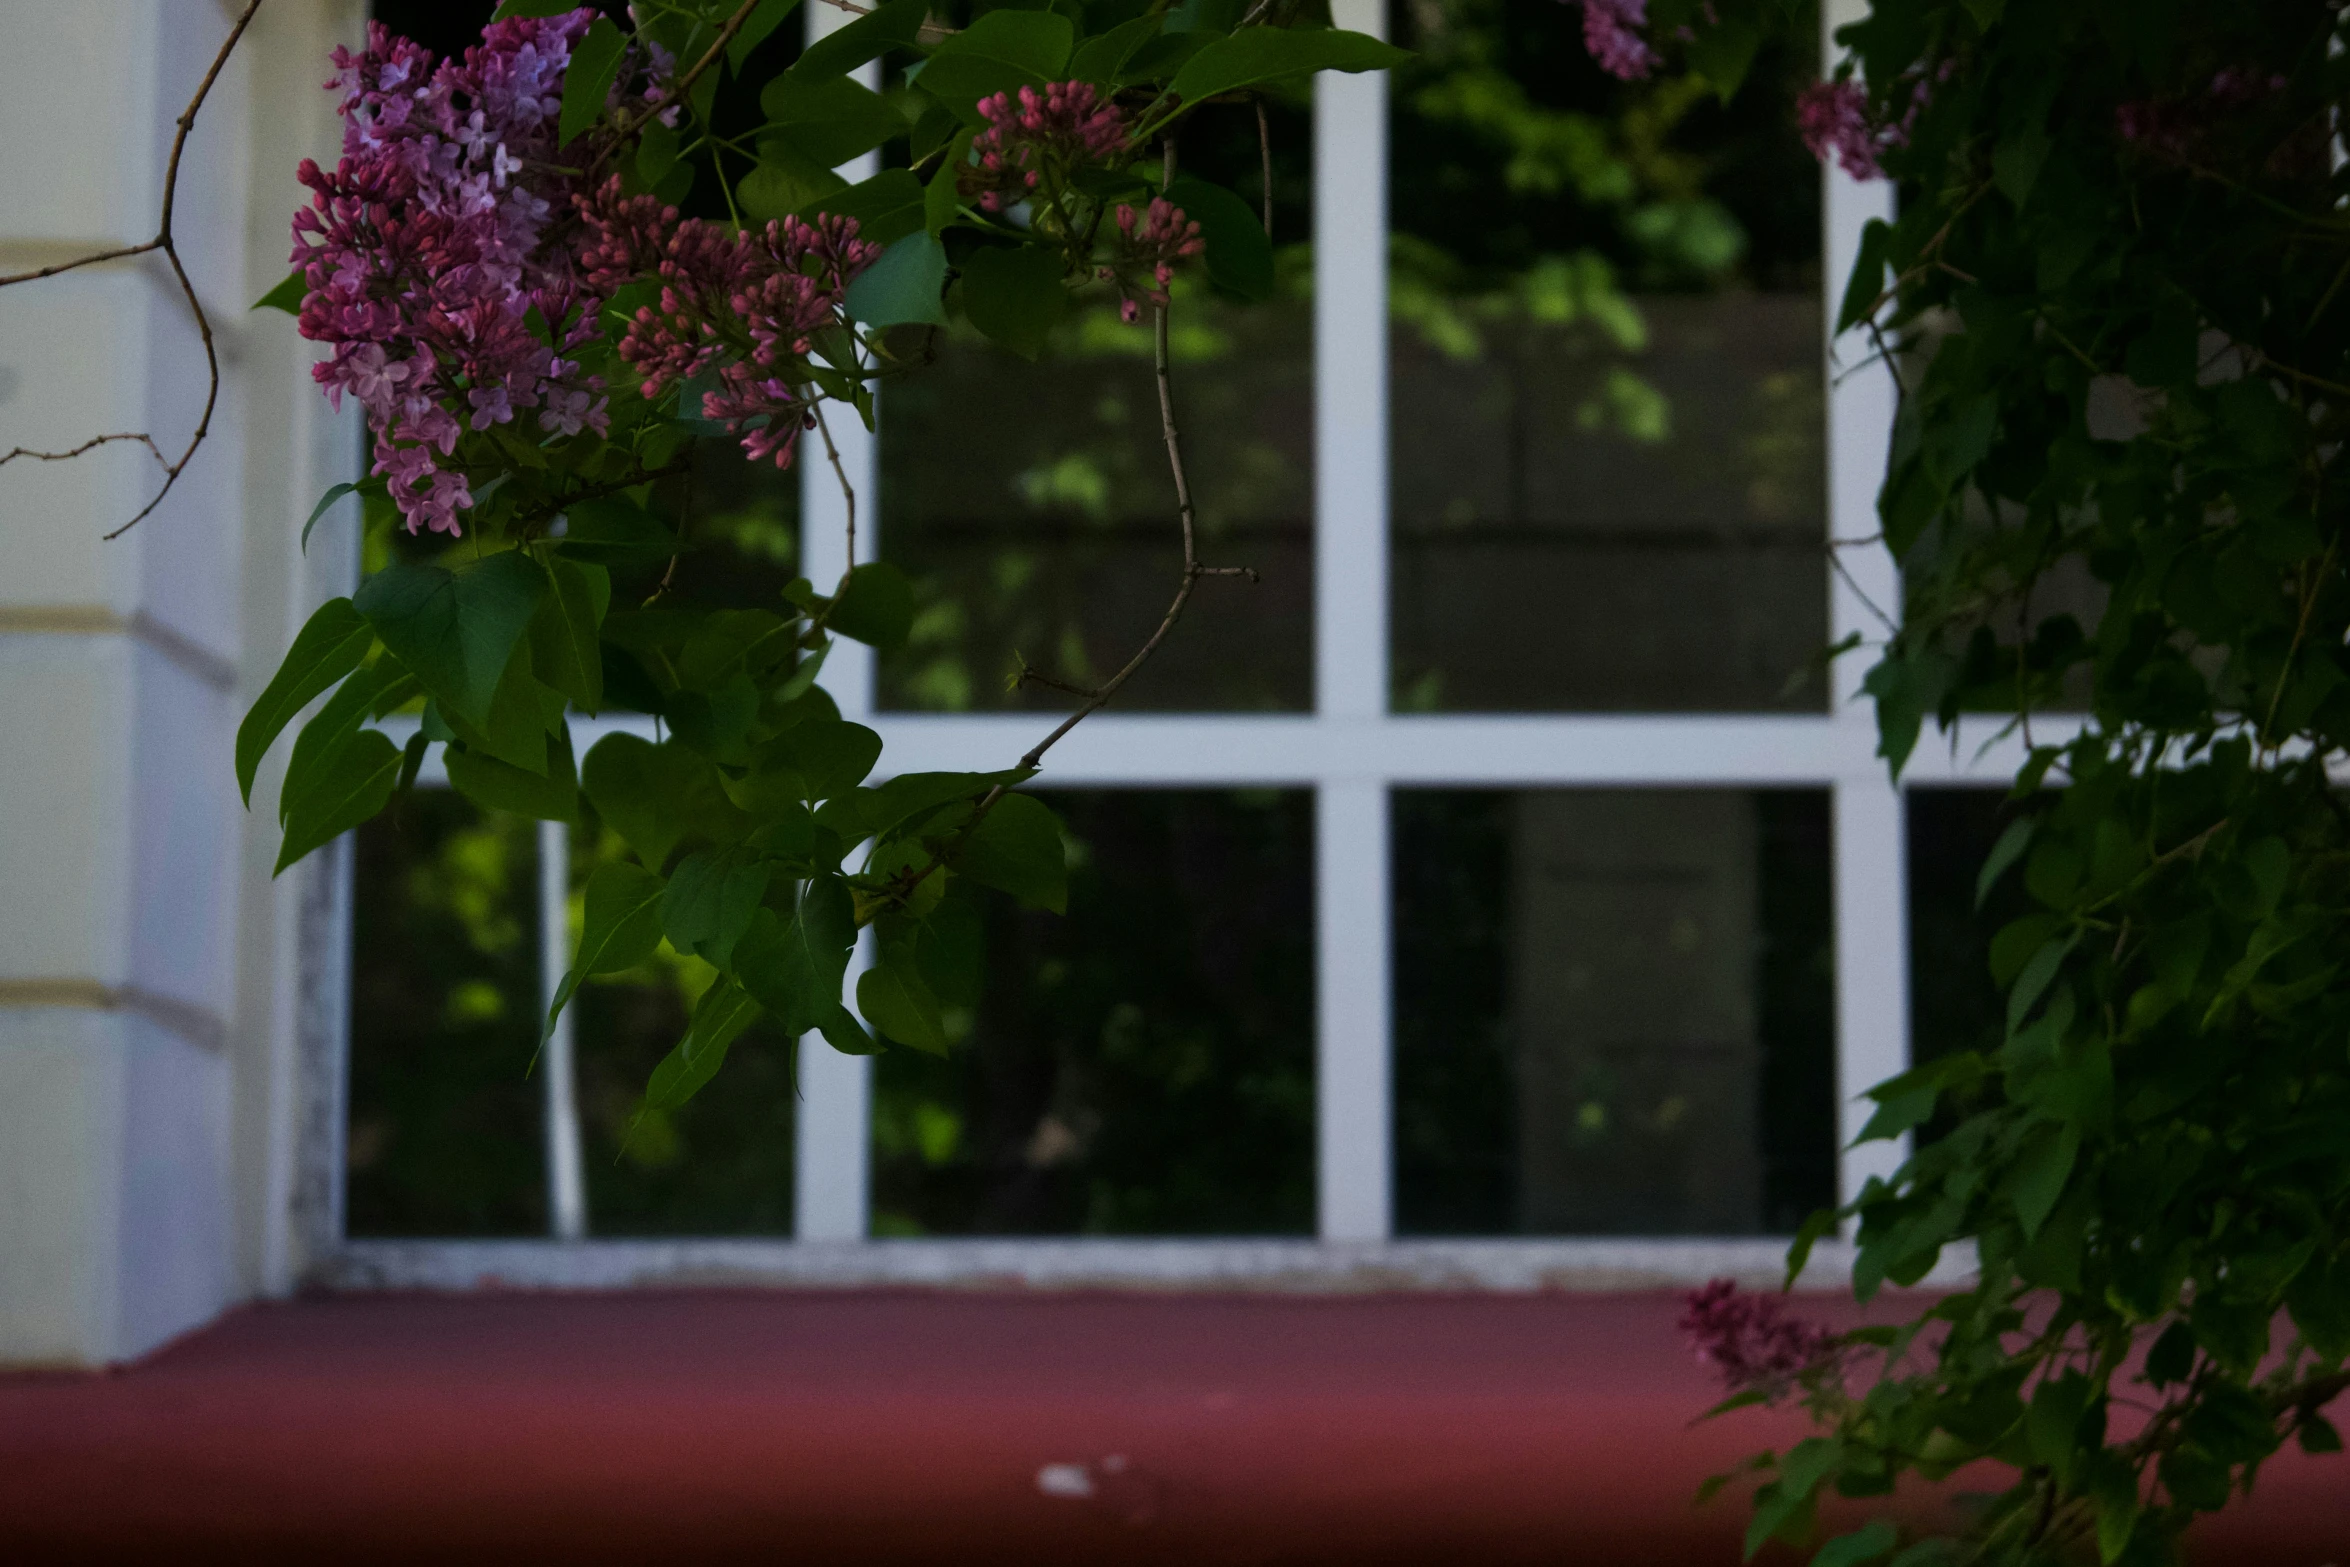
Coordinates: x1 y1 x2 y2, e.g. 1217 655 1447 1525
0 0 357 1366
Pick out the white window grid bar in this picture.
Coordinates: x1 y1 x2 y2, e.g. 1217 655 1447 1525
334 0 2014 1286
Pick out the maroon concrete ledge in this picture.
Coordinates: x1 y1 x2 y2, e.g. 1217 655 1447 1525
0 1290 2341 1563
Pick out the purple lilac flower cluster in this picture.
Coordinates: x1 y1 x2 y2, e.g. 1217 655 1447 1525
582 179 881 470
1796 80 1889 181
292 13 628 535
960 82 1130 213
1097 198 1205 325
1574 0 1659 81
1679 1279 1842 1401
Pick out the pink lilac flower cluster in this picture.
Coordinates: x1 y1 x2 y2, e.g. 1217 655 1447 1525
581 178 880 469
1097 198 1204 324
292 13 621 534
960 82 1130 213
1679 1280 1842 1401
1573 0 1659 82
1797 80 1888 181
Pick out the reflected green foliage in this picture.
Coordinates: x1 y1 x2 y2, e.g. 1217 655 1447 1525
347 793 544 1236
872 790 1314 1235
1392 790 1834 1237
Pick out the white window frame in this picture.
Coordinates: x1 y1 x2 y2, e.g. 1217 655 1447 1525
326 0 2035 1292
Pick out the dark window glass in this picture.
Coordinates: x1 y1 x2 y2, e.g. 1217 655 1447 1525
348 793 545 1236
875 96 1314 714
1907 788 2028 1102
872 790 1315 1235
567 810 799 1235
1394 789 1836 1234
1387 0 1827 712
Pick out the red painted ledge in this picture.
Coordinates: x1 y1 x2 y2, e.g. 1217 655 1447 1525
1 1289 2342 1564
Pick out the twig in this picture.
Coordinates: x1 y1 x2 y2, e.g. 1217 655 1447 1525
881 134 1254 906
590 0 764 174
1257 99 1274 237
811 401 858 572
0 0 265 540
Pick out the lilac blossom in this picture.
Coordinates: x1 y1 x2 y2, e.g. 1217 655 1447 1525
1097 198 1204 324
1573 0 1659 82
1679 1280 1842 1402
579 178 879 469
960 82 1130 213
290 12 620 534
1797 80 1886 181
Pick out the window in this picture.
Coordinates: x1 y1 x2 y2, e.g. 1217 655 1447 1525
328 0 2029 1286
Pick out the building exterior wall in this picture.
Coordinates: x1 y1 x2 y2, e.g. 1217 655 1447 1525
0 0 358 1366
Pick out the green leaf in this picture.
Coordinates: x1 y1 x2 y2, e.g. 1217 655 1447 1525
1837 219 1890 334
918 9 1074 118
733 874 858 1035
559 17 627 148
790 0 930 82
729 0 805 73
353 552 547 727
768 718 886 801
740 136 849 220
529 555 608 713
440 633 560 774
1072 14 1164 83
2006 931 2078 1036
859 939 949 1053
280 661 408 825
1686 15 1762 99
2299 1414 2343 1454
961 243 1067 359
1975 815 2035 909
924 138 970 234
1811 1521 1899 1567
803 168 927 248
445 724 579 823
1164 174 1271 300
583 734 746 870
1164 27 1407 112
954 791 1067 911
639 977 761 1113
490 0 582 15
1742 1479 1817 1562
759 72 908 168
299 479 369 553
555 495 679 565
661 849 775 966
238 598 372 807
828 561 915 648
252 270 306 315
817 1002 880 1054
2010 1122 2080 1240
544 861 668 1043
845 231 950 327
274 728 401 876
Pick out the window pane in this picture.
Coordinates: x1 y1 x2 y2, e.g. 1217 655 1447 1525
567 815 798 1235
1386 0 1827 712
872 790 1315 1235
1907 788 2025 1077
875 98 1314 714
348 793 544 1236
1394 789 1836 1234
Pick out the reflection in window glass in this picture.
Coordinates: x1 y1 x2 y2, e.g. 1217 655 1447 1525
876 98 1314 714
565 812 799 1235
1394 789 1836 1235
872 790 1315 1235
1387 0 1826 712
348 793 544 1236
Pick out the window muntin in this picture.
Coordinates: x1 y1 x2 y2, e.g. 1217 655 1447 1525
335 0 1927 1274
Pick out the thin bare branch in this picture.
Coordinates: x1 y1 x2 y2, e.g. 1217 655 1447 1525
811 400 858 573
1256 99 1274 237
591 0 764 173
883 134 1255 907
0 0 264 541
